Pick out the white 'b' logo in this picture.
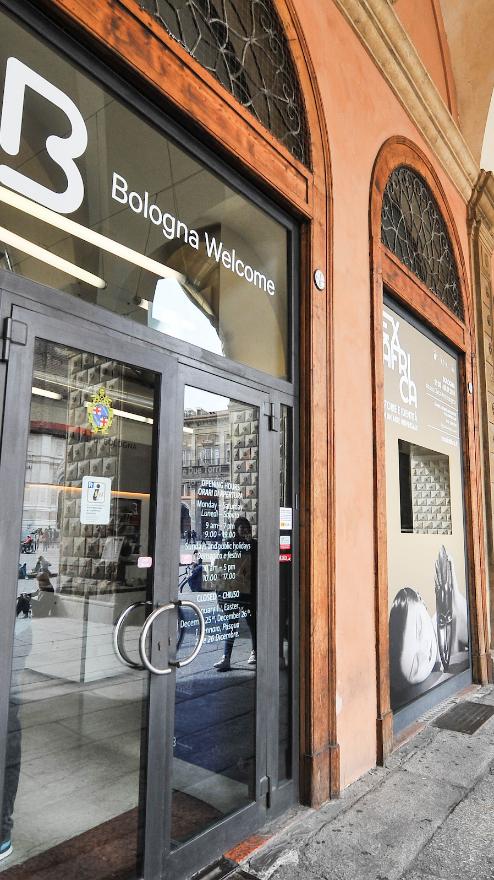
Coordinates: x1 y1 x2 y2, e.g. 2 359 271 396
0 57 87 214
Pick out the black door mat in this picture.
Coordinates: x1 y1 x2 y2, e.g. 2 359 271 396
433 700 494 734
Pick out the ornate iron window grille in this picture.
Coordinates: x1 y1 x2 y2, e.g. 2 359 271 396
140 0 310 166
381 166 463 320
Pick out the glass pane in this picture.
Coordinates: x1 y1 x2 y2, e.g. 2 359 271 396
0 10 289 379
172 388 258 845
279 405 293 781
1 340 157 876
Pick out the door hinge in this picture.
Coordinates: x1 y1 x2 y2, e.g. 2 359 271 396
265 401 279 432
259 774 272 807
2 317 27 362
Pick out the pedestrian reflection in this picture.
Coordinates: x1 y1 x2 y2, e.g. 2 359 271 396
214 517 257 672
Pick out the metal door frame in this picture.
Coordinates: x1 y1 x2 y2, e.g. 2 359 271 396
0 293 178 880
160 364 272 880
0 278 299 879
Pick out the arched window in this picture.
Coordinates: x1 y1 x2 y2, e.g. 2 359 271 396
381 165 463 320
371 140 485 767
140 0 309 165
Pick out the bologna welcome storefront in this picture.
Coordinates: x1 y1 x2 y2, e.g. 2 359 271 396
0 4 300 877
2 2 493 879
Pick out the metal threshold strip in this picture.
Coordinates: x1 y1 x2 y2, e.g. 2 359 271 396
192 857 259 880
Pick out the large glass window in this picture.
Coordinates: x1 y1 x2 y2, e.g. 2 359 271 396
0 10 290 378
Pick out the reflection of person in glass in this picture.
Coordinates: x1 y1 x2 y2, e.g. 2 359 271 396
214 517 257 672
186 551 204 592
389 546 468 700
1 596 32 862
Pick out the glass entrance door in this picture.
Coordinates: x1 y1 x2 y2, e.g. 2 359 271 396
0 306 178 879
168 380 265 873
0 299 295 880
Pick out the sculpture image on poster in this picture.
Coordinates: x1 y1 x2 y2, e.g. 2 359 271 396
388 546 469 708
383 305 470 712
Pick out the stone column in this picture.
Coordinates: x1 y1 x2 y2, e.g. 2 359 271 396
468 171 494 680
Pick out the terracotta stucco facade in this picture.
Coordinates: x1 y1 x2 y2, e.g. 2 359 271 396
294 0 477 788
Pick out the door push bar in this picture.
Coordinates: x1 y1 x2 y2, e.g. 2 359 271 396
113 599 206 675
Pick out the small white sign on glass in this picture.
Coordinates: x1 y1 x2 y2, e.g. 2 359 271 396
280 507 293 530
80 475 112 524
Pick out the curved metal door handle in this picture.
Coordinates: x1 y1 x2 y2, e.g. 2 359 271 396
139 600 206 675
113 601 151 669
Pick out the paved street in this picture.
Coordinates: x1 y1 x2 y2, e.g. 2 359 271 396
232 685 494 880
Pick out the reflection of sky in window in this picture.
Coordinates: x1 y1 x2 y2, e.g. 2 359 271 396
184 386 229 413
149 278 223 356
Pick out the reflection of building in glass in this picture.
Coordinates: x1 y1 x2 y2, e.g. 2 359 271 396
182 404 258 541
23 433 65 533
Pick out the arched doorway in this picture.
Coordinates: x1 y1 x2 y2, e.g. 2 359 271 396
370 137 489 759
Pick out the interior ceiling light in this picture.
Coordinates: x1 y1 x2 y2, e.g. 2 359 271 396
113 407 153 425
0 185 186 285
32 386 62 400
34 370 154 411
0 225 106 289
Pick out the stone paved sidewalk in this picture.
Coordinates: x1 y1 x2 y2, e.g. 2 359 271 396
234 685 494 880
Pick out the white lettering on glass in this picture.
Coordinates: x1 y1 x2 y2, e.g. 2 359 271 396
111 172 200 249
383 310 417 408
111 171 276 295
203 231 273 294
0 58 87 214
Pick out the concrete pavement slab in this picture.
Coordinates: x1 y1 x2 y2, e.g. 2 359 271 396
247 768 388 876
403 872 443 880
249 768 462 880
404 788 494 880
243 687 494 880
396 728 494 788
298 769 462 880
463 766 494 807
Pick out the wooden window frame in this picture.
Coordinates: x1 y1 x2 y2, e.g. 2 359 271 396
33 0 338 805
370 136 490 760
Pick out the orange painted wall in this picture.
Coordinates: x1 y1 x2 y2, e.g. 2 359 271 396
293 0 470 789
394 0 457 118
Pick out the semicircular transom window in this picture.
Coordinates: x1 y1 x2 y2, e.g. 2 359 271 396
140 0 310 166
381 165 463 320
